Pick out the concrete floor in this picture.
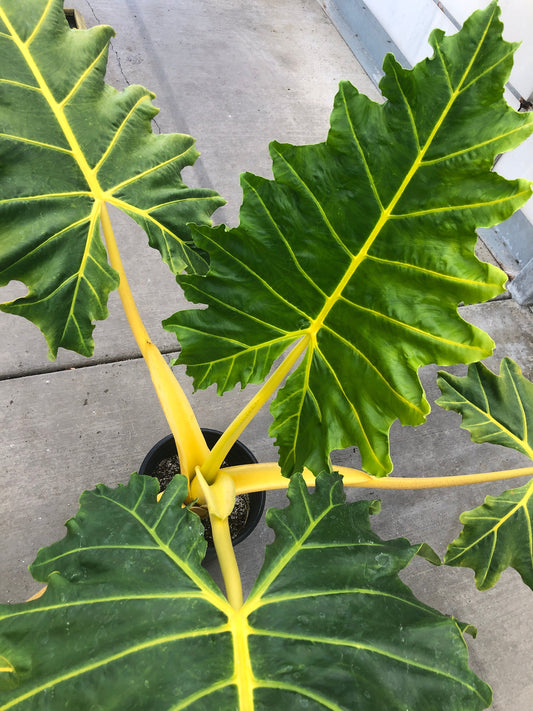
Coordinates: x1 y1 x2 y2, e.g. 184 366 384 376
1 2 532 709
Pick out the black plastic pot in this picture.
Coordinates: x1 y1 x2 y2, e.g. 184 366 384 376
139 429 266 548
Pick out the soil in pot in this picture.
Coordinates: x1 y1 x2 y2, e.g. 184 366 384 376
139 429 266 551
151 453 252 545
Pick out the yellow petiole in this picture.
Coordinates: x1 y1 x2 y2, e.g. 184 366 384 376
100 202 209 483
218 462 533 494
200 336 310 483
194 467 243 609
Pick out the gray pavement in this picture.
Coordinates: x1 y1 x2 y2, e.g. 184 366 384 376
1 2 532 709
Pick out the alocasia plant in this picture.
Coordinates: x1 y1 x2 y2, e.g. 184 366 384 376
0 0 532 708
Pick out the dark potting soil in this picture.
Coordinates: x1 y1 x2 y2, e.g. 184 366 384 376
151 455 250 545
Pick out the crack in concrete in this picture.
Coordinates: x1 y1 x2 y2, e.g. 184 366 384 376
82 0 162 134
82 0 101 26
0 346 182 383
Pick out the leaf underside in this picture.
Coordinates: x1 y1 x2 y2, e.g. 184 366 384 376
437 358 533 589
0 472 491 709
0 0 223 358
166 1 533 477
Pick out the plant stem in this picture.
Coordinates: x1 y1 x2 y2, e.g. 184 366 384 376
210 515 243 609
200 336 310 483
192 468 244 607
337 465 533 488
100 202 209 481
221 462 533 493
101 203 244 604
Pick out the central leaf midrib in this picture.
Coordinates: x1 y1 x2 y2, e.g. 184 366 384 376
230 611 256 709
232 484 340 708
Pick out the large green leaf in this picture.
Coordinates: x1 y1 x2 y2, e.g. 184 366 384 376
165 1 533 477
0 472 492 709
437 358 533 589
0 0 223 358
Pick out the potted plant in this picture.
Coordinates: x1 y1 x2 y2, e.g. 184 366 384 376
0 0 532 708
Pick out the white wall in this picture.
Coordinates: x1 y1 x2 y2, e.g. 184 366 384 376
364 0 531 95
